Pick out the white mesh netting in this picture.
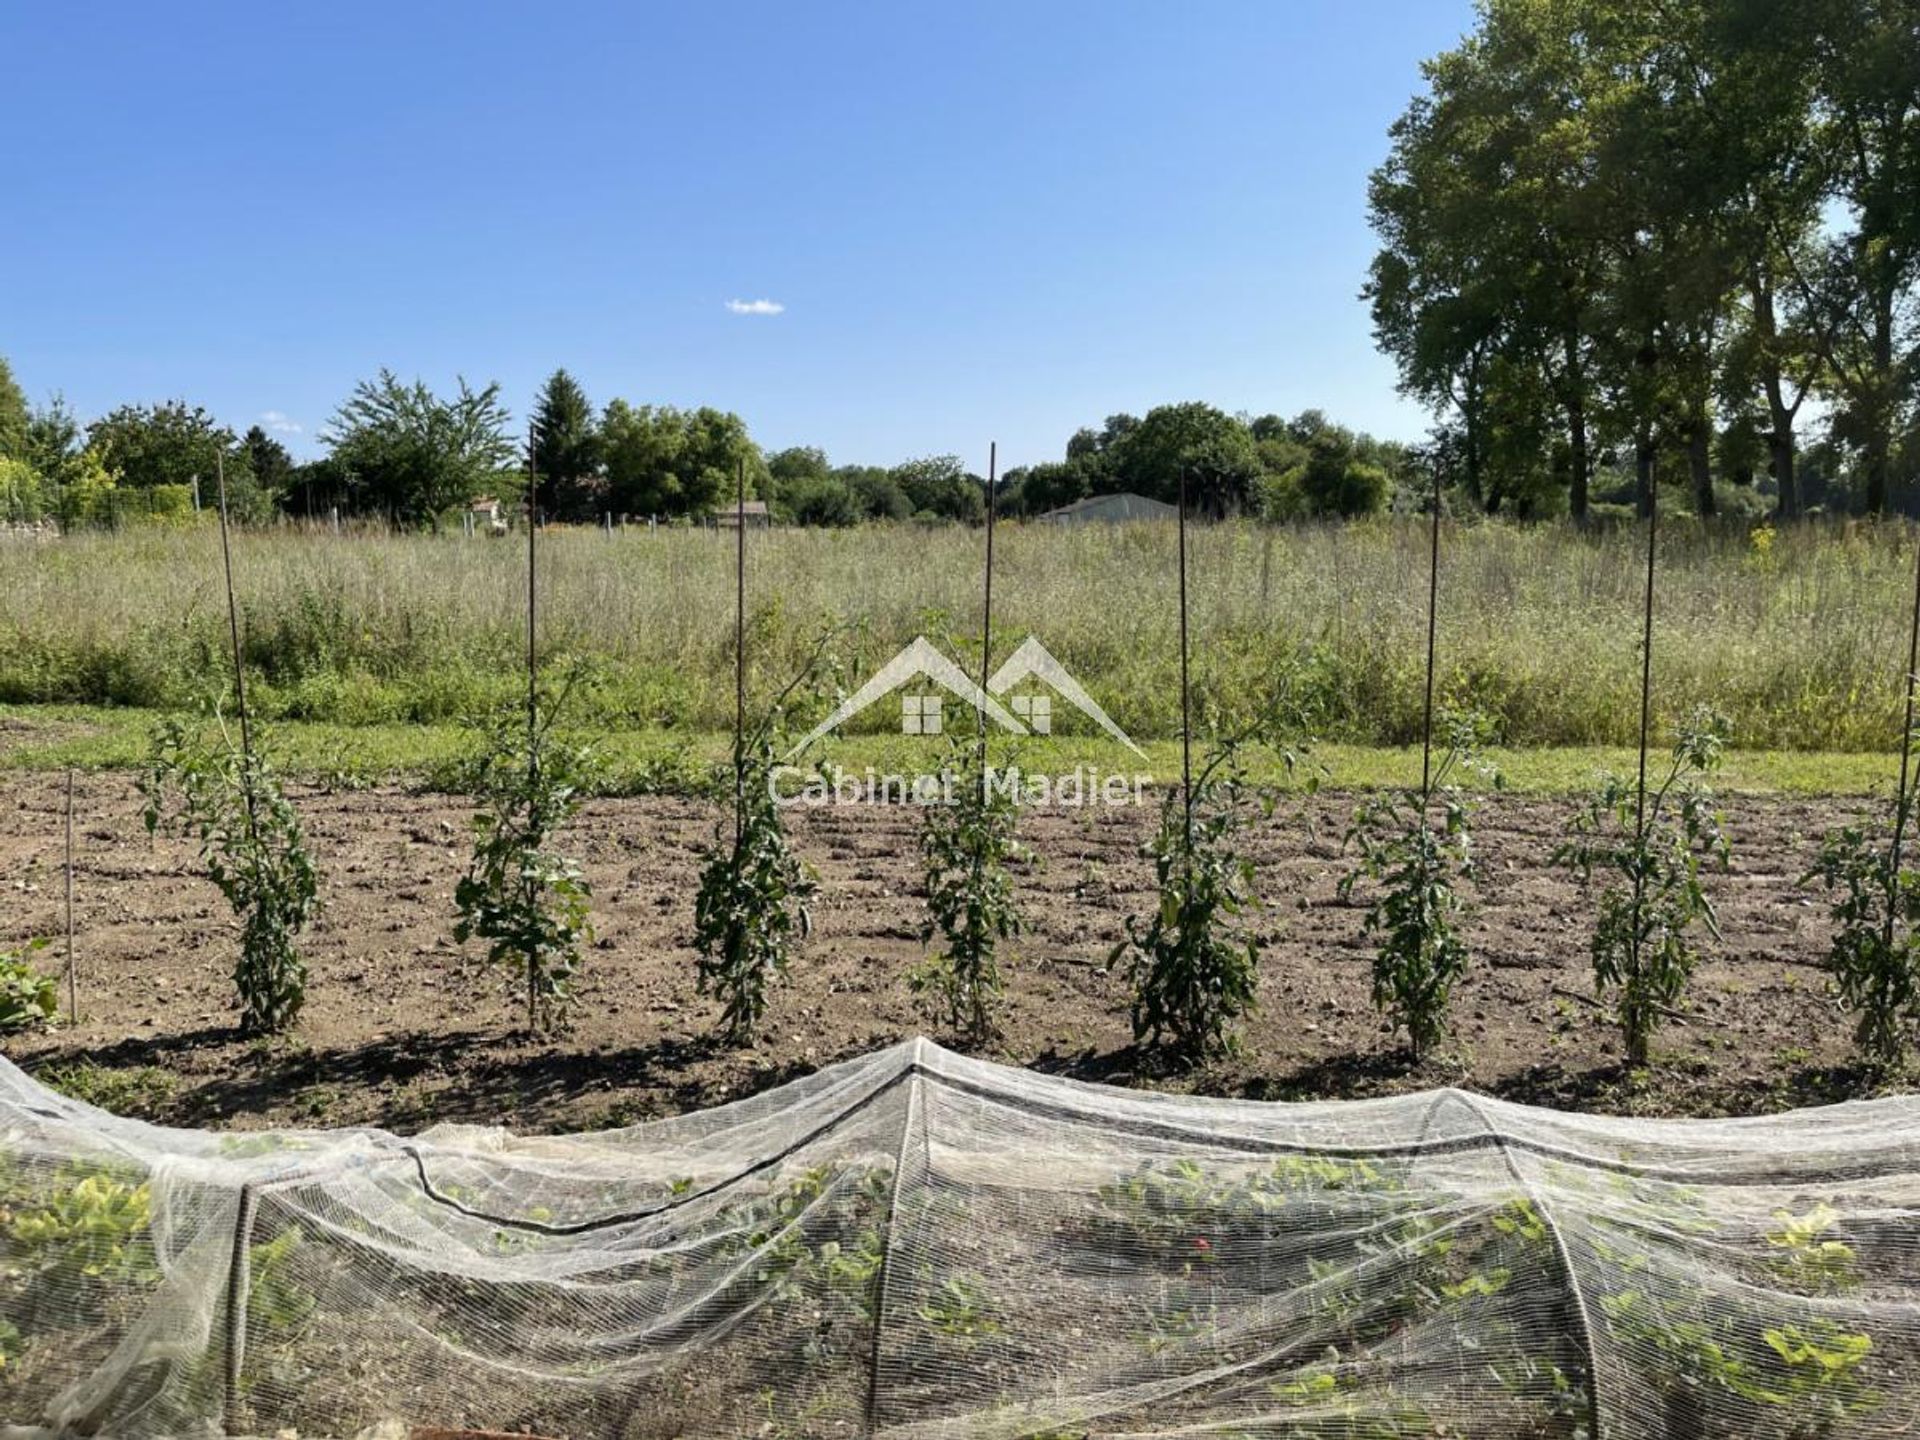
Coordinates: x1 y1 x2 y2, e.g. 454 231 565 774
2 1036 1917 1438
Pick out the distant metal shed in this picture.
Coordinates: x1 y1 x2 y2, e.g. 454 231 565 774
1037 491 1177 524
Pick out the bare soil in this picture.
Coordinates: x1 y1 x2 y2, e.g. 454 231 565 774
0 772 1895 1132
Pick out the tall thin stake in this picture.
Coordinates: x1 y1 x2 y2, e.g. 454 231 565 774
735 457 748 849
527 424 539 782
214 455 256 832
1887 524 1920 953
978 444 998 799
525 426 540 1031
1419 463 1444 801
1632 480 1659 847
64 768 77 1025
1178 467 1194 857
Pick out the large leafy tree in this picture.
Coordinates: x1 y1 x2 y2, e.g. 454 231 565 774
530 369 602 520
87 401 246 495
1110 402 1263 516
0 357 27 461
24 395 87 489
889 455 984 522
242 426 295 500
600 401 765 519
323 371 514 527
1793 0 1920 514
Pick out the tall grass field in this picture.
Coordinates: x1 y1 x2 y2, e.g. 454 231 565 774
2 517 1913 751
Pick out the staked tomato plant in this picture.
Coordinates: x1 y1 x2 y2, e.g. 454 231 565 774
1803 755 1920 1068
453 683 596 1033
1555 707 1732 1067
1340 710 1496 1061
914 733 1028 1044
141 711 319 1035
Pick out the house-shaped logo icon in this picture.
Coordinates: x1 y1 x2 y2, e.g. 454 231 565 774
987 637 1146 759
784 635 1142 759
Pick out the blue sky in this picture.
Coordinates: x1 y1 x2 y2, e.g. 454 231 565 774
0 2 1475 470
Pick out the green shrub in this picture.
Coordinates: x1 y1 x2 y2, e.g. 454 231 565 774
1341 712 1495 1060
1110 742 1270 1061
914 734 1028 1043
1803 771 1920 1067
140 712 319 1034
453 687 596 1033
694 728 816 1044
0 938 57 1033
1555 707 1732 1066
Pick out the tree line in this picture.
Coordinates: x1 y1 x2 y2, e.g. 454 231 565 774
0 357 1422 529
1370 0 1919 519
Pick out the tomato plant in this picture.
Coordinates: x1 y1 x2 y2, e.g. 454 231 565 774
453 685 596 1033
915 733 1028 1044
1341 710 1496 1061
1555 707 1731 1067
141 712 319 1035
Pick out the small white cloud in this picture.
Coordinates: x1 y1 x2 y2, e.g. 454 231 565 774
259 410 304 435
725 298 785 316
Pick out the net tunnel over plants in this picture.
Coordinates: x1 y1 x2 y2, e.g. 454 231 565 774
3 1038 1919 1438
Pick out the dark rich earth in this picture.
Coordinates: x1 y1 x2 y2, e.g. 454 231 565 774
0 770 1896 1133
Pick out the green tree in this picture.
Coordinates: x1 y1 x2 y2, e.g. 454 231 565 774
24 396 86 489
323 371 514 527
1793 0 1920 514
0 357 27 460
840 465 911 520
530 369 602 520
241 427 295 506
601 401 765 518
88 401 244 496
889 455 984 522
782 475 861 526
1111 402 1262 516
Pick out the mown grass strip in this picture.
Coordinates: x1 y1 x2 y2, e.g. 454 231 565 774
0 705 1899 796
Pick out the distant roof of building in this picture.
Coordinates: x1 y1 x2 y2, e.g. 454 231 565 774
714 500 771 523
1038 491 1177 523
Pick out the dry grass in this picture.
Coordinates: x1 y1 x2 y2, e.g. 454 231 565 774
1 515 1913 750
